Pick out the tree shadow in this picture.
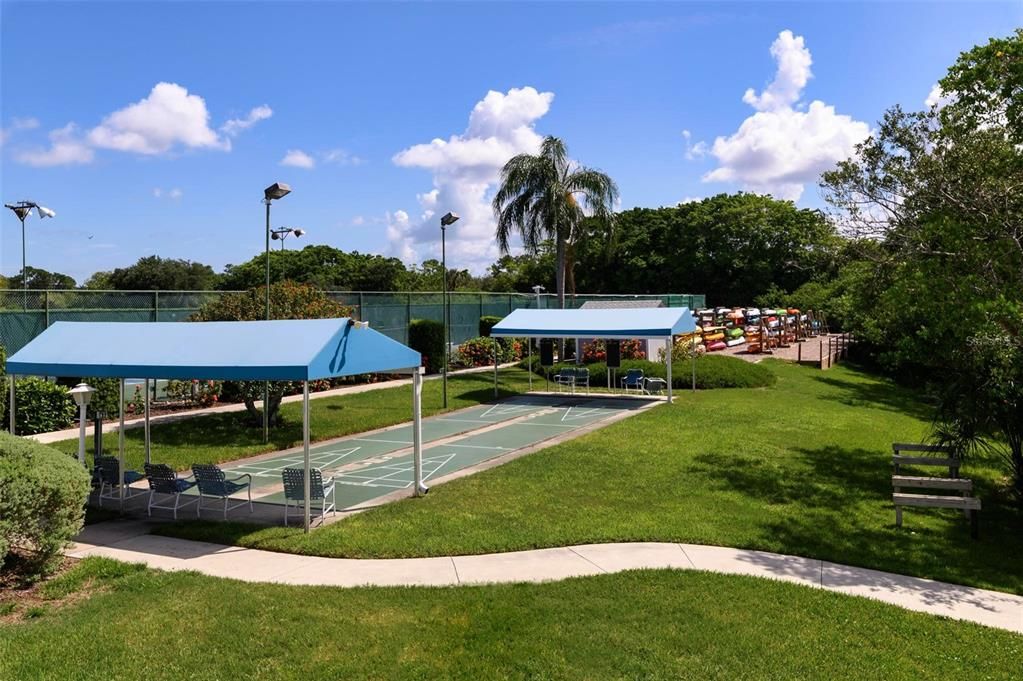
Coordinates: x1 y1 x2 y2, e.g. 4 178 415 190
689 445 1023 594
809 372 936 422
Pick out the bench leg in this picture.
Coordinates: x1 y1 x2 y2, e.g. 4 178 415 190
895 505 902 527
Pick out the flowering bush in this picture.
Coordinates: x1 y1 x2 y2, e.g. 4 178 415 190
457 337 522 367
165 379 223 408
582 339 645 363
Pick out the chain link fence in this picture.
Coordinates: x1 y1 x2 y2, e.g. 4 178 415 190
0 289 705 355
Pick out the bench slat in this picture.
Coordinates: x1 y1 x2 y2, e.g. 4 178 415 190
892 443 952 453
892 455 959 468
891 476 972 491
892 493 981 510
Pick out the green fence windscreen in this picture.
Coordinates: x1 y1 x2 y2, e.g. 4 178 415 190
0 289 705 355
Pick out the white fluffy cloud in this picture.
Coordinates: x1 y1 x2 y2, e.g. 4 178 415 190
388 86 554 270
280 149 316 168
153 187 183 200
0 117 40 146
221 105 273 137
88 82 229 154
925 84 952 109
14 83 269 166
15 123 94 167
701 30 870 201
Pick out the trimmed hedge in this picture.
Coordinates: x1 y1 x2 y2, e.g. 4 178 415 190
408 319 446 374
525 355 776 390
479 315 503 337
9 377 77 435
0 344 6 426
0 431 91 578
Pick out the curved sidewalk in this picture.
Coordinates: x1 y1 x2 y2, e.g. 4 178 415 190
69 521 1022 634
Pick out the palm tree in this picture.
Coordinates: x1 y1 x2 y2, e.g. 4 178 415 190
493 136 618 311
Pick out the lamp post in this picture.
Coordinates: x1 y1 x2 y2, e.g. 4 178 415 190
4 200 56 308
439 212 460 408
270 226 305 251
532 284 545 309
263 182 291 443
69 383 95 467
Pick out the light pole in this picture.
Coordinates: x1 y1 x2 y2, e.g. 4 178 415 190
263 182 291 443
270 226 305 251
439 212 460 408
69 383 95 467
532 284 545 309
4 200 56 308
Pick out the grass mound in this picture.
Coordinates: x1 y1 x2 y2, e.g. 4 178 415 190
527 354 775 389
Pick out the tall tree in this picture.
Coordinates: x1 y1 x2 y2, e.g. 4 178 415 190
219 245 408 292
492 136 618 310
107 256 218 290
7 266 76 290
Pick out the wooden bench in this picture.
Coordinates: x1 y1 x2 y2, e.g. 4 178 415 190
892 442 959 478
890 443 979 538
893 493 981 538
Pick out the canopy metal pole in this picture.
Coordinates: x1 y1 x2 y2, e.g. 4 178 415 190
527 341 532 392
691 345 696 392
303 380 311 532
412 368 425 497
144 378 151 464
8 375 14 434
118 378 126 511
493 340 499 398
666 338 673 404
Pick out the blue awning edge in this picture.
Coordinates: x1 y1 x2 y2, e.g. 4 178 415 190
5 319 421 381
490 307 697 339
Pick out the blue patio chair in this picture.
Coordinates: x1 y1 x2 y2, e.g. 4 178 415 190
144 463 198 519
574 367 591 393
96 456 146 507
553 367 576 392
281 467 336 527
620 369 645 393
191 464 252 519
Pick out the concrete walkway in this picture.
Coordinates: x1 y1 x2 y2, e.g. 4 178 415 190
30 363 519 445
68 520 1022 635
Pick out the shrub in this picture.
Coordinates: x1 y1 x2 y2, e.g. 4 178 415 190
457 336 523 367
409 319 446 373
10 377 76 435
81 377 122 420
479 315 503 337
525 355 775 390
0 431 91 579
582 339 646 363
0 344 6 425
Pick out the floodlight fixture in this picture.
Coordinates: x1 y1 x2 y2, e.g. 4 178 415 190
440 211 459 228
264 182 291 202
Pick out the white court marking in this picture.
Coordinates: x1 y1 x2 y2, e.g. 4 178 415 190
479 403 538 419
334 453 457 489
233 447 362 476
560 406 605 423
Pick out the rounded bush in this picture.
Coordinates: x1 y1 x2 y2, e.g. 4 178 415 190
479 315 503 337
408 319 446 374
0 431 91 578
9 377 77 435
526 354 775 390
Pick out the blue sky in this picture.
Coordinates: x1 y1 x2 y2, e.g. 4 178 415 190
1 1 1019 283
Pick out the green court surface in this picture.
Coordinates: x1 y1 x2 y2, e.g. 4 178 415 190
219 396 649 510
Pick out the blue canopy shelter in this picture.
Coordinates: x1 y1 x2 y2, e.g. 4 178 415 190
490 307 698 402
6 319 424 531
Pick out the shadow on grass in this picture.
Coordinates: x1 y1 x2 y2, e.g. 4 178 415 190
809 370 936 422
692 444 1023 594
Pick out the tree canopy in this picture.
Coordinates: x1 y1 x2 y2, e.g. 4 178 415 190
6 266 76 290
218 245 409 292
107 256 218 291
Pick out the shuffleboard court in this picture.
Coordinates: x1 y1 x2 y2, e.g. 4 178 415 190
214 396 650 511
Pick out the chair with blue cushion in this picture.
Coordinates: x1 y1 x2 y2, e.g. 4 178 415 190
96 456 146 507
144 463 198 519
620 369 645 393
281 467 336 527
191 464 252 519
553 367 576 392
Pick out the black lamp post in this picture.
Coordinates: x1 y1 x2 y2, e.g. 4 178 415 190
439 211 460 408
262 182 291 443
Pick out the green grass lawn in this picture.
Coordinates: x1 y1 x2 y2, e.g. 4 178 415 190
51 369 532 472
1 558 1019 680
157 361 1023 594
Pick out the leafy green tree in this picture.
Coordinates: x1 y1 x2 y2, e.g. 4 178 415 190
821 29 1023 502
493 136 618 310
219 245 408 292
107 256 218 290
81 271 114 290
7 266 76 290
569 195 839 304
191 281 351 426
478 253 555 294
